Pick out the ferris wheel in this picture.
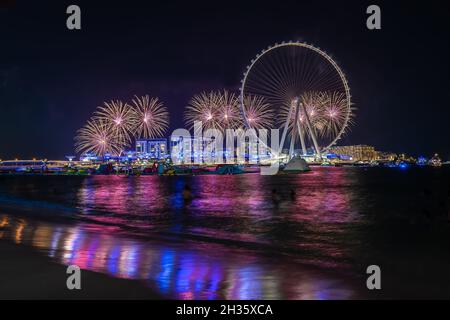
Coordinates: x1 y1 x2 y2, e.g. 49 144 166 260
240 41 353 159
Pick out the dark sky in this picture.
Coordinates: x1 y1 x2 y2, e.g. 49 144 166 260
1 0 449 159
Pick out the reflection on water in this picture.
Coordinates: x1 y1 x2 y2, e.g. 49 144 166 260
2 167 447 299
71 169 361 264
0 215 359 299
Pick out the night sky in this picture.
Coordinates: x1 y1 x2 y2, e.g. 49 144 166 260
1 0 449 160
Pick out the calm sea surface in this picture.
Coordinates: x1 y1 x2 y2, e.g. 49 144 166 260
1 167 449 299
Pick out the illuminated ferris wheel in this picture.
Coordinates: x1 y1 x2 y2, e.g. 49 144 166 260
240 41 353 159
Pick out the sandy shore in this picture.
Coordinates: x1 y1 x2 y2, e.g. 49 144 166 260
0 240 162 299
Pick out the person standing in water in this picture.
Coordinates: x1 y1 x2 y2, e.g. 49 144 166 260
271 189 281 208
290 189 296 201
182 184 193 205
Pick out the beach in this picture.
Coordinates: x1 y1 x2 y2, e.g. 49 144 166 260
0 240 161 299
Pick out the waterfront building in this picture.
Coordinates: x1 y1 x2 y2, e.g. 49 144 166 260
170 135 232 164
169 135 271 165
397 153 416 163
79 139 169 163
170 135 191 164
135 138 168 159
375 151 397 162
329 145 377 162
80 152 100 162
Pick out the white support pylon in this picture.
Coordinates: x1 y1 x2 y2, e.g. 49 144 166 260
279 105 293 157
301 102 322 159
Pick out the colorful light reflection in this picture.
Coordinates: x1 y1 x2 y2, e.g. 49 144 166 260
0 214 357 300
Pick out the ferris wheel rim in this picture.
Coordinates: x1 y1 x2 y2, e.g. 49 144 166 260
239 41 352 153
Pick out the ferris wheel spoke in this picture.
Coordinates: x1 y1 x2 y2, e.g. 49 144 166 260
264 54 292 92
246 70 286 98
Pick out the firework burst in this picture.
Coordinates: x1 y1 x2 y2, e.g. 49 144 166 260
300 92 326 125
242 95 274 130
320 91 353 139
94 100 135 146
130 95 169 138
184 91 224 130
277 91 353 141
217 90 242 129
278 92 325 136
75 119 122 156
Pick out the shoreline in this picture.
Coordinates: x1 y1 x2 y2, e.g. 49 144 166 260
0 212 369 300
1 167 449 299
0 240 162 300
1 212 450 299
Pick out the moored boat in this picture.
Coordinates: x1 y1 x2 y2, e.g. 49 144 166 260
429 154 442 167
282 156 311 174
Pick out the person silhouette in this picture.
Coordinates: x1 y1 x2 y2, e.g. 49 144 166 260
271 189 281 208
182 184 193 205
290 189 296 201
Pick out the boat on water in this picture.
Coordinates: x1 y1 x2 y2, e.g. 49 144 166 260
429 154 442 167
281 156 311 174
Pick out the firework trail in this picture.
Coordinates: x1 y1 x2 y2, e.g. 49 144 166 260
278 93 324 133
299 92 327 138
130 95 169 138
94 100 135 146
320 91 353 139
75 119 122 156
277 91 352 140
242 95 274 130
217 90 242 129
184 91 224 130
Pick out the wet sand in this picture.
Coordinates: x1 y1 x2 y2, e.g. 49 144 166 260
0 240 162 299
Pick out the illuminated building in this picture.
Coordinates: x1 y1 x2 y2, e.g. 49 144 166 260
397 153 416 163
169 135 215 164
80 152 99 162
79 139 169 162
329 145 377 162
375 151 397 161
169 135 270 165
135 138 168 159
